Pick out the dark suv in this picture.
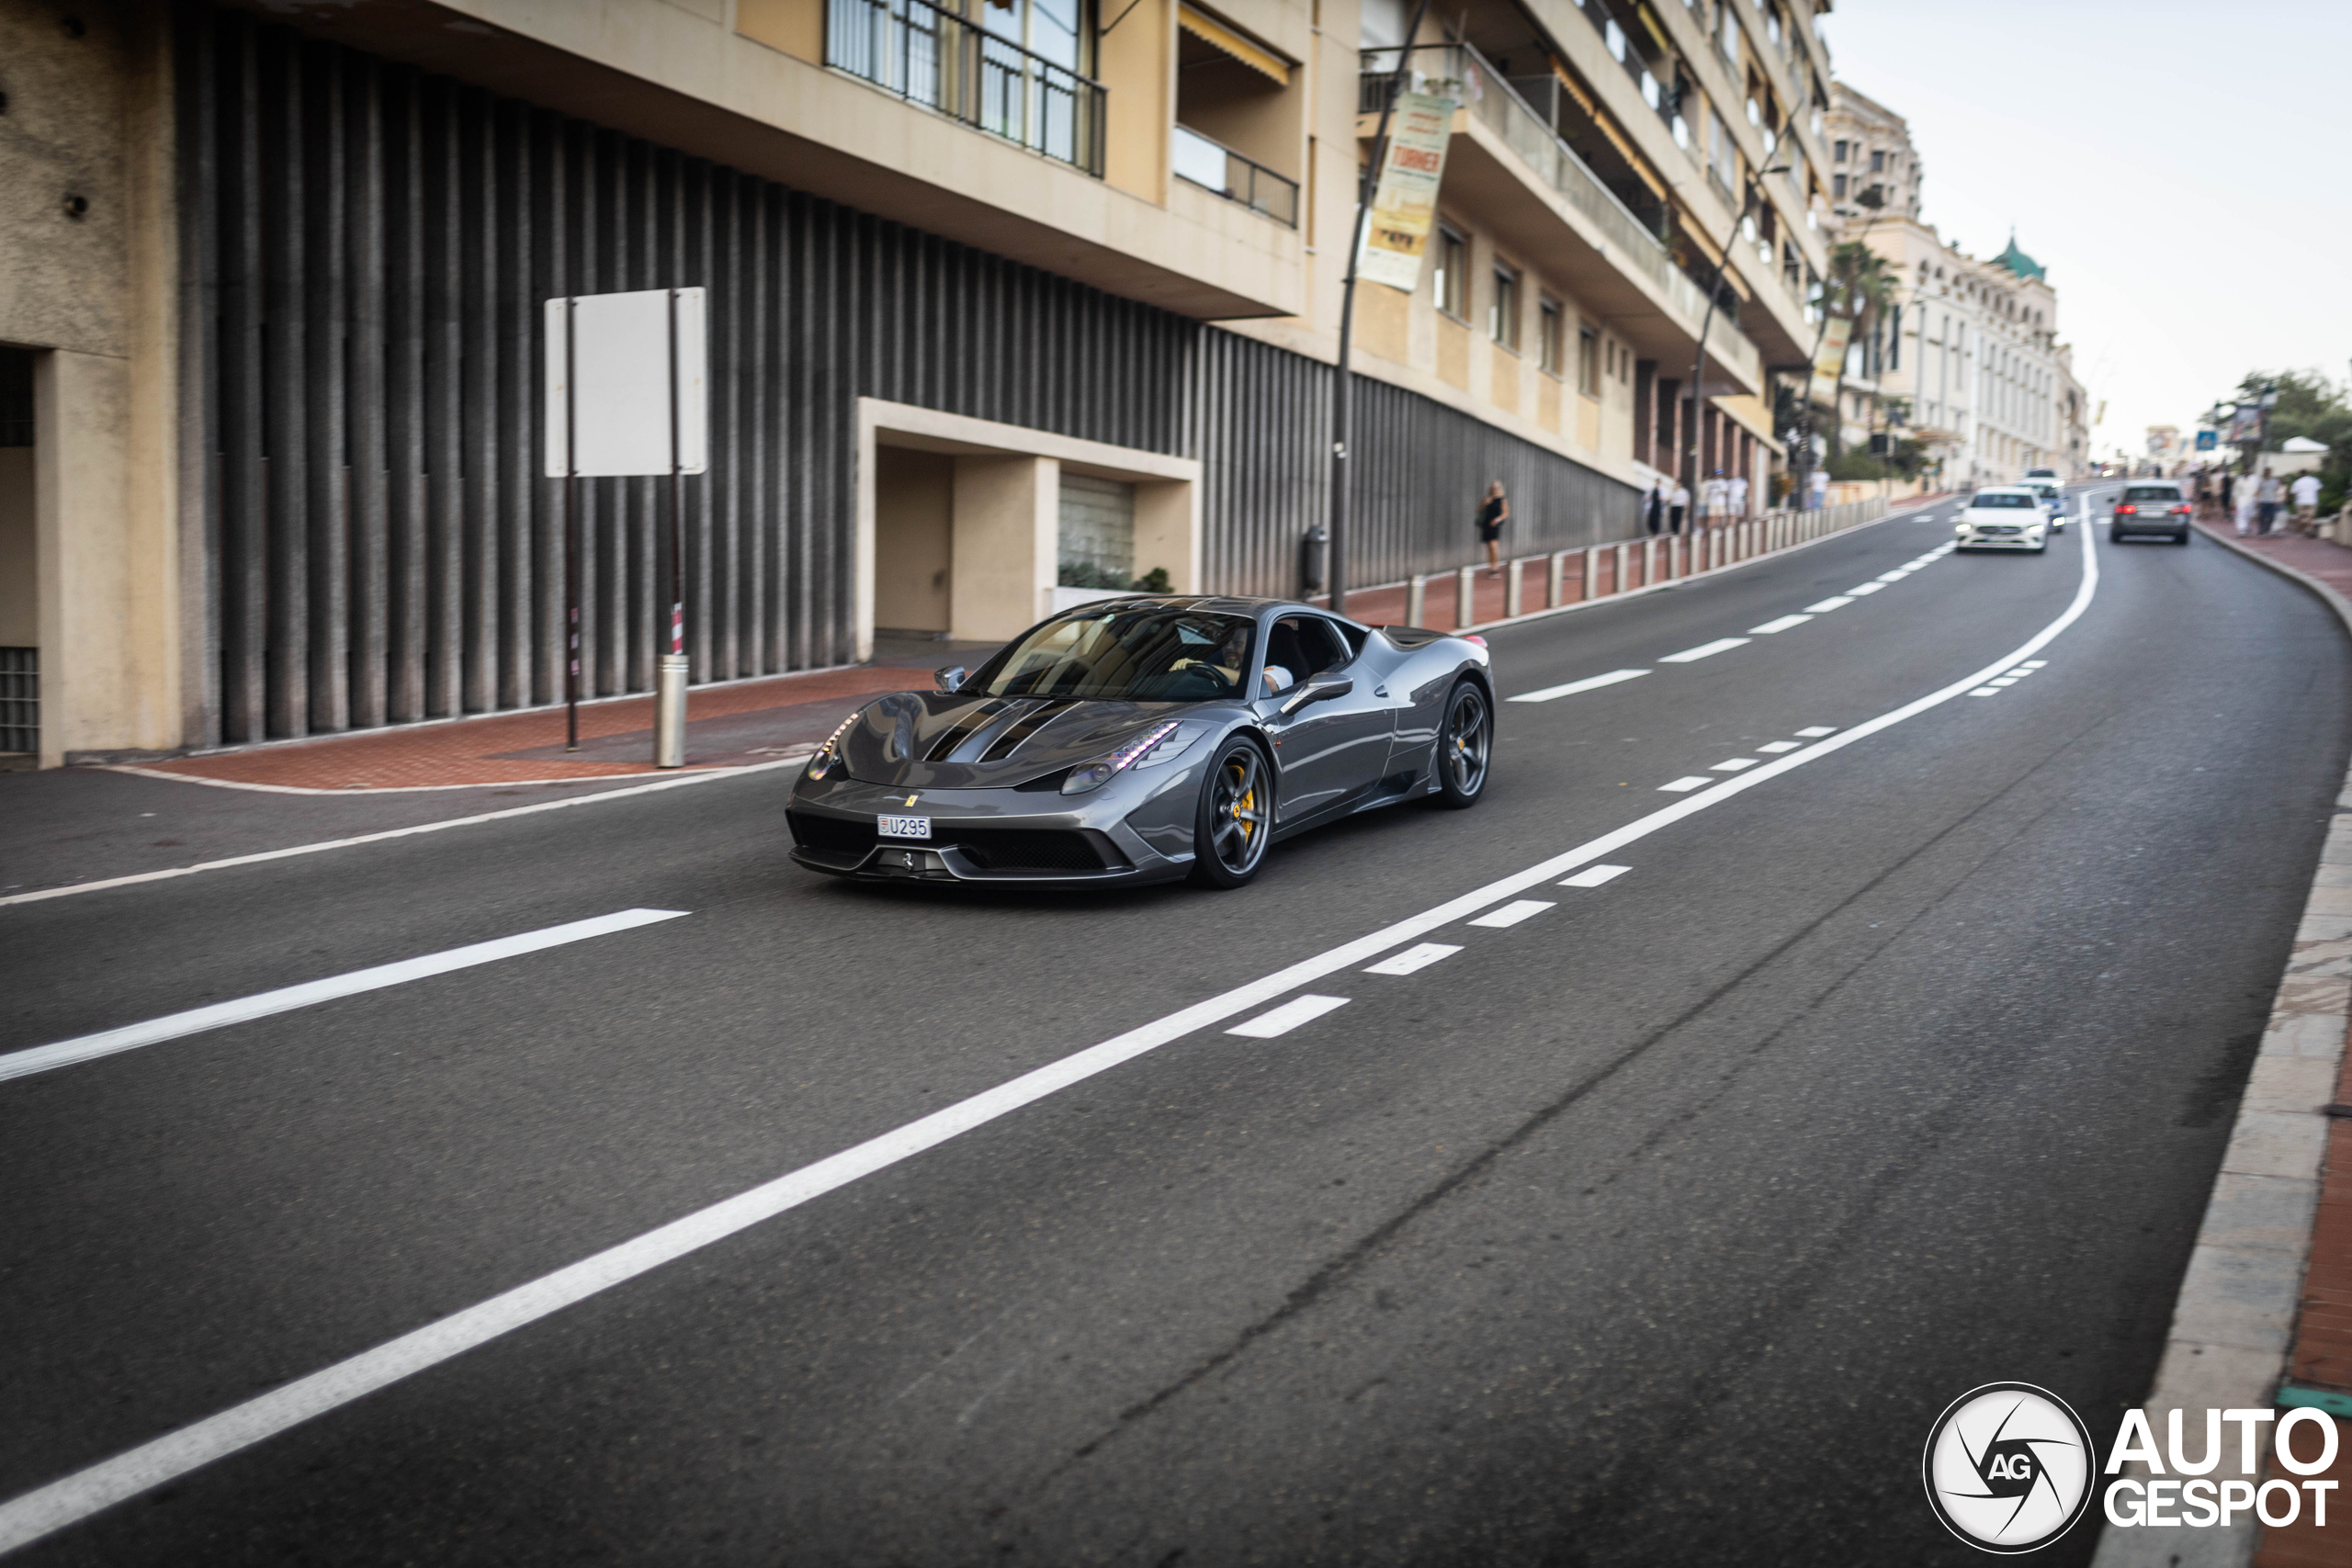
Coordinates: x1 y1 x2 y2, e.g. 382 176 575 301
2110 482 2190 546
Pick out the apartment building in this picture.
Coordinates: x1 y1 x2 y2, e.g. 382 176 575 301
0 0 1837 764
1822 82 1918 230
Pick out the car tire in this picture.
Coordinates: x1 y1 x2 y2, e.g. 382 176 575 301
2174 532 2190 546
1190 738 1272 888
1433 679 1492 809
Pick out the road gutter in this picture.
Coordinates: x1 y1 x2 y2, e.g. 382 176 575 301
2091 523 2352 1568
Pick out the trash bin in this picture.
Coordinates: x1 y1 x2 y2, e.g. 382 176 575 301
1299 525 1329 595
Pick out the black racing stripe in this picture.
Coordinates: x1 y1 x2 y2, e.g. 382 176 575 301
924 699 1013 762
979 699 1078 762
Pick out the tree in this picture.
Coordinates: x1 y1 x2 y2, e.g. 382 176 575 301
2219 369 2352 510
1820 241 1896 459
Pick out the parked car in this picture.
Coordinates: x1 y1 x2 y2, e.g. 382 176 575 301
786 597 1493 890
2109 482 2191 546
1953 487 2051 553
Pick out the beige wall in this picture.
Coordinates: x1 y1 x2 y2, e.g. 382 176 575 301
0 447 32 648
1101 0 1175 202
0 0 180 765
873 448 956 635
951 456 1059 642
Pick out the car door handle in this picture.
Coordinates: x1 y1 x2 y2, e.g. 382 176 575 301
1373 684 1388 698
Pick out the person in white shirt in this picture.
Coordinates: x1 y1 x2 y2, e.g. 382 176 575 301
2256 473 2283 536
1699 472 1727 525
1727 474 1750 520
1669 480 1690 535
2290 471 2322 533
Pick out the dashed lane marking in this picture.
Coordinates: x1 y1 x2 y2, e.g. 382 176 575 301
1794 727 1838 737
1748 615 1814 635
1363 943 1461 976
1226 995 1351 1038
1804 596 1854 613
1712 758 1759 772
1756 741 1800 754
1659 637 1750 663
1468 900 1555 929
1657 776 1713 793
1559 864 1632 887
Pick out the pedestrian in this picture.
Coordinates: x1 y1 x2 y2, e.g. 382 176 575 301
1668 479 1689 535
1728 472 1750 521
2256 471 2282 536
1476 480 1509 575
2292 471 2322 534
2233 483 2256 537
1700 470 1727 528
2219 471 2234 521
1645 479 1666 536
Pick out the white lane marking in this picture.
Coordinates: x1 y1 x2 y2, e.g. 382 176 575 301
1226 995 1351 1038
0 761 809 910
1804 596 1854 613
1968 687 2001 697
1988 678 2018 686
1468 900 1555 928
1756 741 1800 754
1748 615 1813 635
1711 758 1759 772
1657 776 1714 793
1847 582 1887 596
1363 943 1461 976
2021 660 2047 668
1508 669 1650 704
1659 637 1750 663
1558 864 1631 887
1875 570 1910 582
0 522 2104 1558
0 910 691 1084
1794 727 1838 738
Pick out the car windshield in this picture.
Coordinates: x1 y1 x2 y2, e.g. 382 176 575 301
966 606 1256 702
1971 492 2036 509
2124 486 2180 502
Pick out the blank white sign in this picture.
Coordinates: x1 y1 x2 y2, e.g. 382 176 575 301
543 288 708 479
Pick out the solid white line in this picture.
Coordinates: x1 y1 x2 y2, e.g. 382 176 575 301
1559 864 1631 887
1756 741 1799 754
1657 776 1714 793
1659 637 1750 663
1468 900 1554 928
1507 669 1650 704
1748 615 1813 635
1711 758 1758 772
1794 727 1838 738
0 520 2102 1558
1804 597 1854 613
0 761 804 910
1226 995 1351 1038
1363 942 1461 976
0 910 691 1084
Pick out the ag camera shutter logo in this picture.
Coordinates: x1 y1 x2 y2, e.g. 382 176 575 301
1922 1382 2095 1553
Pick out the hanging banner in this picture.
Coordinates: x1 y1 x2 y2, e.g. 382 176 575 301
1807 314 1852 404
1357 92 1457 294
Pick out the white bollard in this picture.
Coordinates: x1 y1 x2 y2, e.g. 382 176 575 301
1613 541 1630 595
1455 564 1476 629
654 653 689 768
1505 558 1525 618
1405 574 1426 626
1642 536 1658 588
1585 544 1601 600
1548 550 1566 608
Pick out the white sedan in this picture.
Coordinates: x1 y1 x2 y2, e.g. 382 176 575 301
1953 487 2050 553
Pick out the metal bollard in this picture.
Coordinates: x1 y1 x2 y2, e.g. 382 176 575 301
1455 564 1476 629
1505 558 1524 618
1406 573 1426 626
654 652 689 768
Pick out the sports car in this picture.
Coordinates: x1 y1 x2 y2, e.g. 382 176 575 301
786 595 1494 889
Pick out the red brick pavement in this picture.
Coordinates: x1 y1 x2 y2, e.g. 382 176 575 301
2195 517 2352 600
1319 534 1697 630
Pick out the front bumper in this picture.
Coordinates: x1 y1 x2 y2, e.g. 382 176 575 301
786 764 1206 887
1956 528 2046 549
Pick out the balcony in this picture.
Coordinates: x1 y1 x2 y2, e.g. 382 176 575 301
1361 43 1761 391
828 0 1106 176
1171 125 1299 227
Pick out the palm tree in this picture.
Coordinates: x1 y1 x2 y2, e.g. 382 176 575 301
1821 240 1895 460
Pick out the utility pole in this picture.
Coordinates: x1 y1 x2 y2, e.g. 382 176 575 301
1328 0 1433 620
1682 144 1790 531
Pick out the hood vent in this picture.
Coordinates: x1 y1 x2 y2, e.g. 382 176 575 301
979 699 1077 762
923 698 1015 762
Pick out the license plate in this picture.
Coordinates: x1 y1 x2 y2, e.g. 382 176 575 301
876 814 932 840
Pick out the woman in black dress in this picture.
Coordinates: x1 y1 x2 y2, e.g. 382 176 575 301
1477 481 1509 574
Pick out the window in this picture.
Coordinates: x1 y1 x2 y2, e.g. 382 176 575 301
1833 139 1847 162
1539 299 1564 376
1489 265 1521 350
1577 324 1600 398
1435 228 1466 319
1832 173 1846 197
1870 149 1885 173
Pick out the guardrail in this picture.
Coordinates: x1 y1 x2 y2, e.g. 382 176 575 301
828 0 1105 176
1397 497 1895 628
1171 124 1299 227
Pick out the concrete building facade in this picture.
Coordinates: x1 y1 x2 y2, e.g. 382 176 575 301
0 0 1842 764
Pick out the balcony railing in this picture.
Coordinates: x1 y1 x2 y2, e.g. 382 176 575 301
1170 124 1298 226
1359 43 1760 390
828 0 1105 176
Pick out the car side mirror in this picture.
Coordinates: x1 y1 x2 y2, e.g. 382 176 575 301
1279 677 1354 716
934 666 966 694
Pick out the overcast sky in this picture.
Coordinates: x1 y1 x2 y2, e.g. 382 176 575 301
1817 0 2352 456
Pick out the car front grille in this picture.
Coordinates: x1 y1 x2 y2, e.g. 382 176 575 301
788 812 1115 874
788 811 877 861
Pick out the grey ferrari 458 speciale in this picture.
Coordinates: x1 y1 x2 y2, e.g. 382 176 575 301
786 595 1494 889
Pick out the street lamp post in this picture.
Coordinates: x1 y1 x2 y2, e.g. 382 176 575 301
1682 154 1789 532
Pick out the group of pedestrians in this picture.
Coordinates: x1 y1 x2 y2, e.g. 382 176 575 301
2198 468 2323 537
1471 469 1753 573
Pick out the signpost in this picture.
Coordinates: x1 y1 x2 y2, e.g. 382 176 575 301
544 288 708 767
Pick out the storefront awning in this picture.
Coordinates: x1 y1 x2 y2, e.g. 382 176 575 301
1177 5 1290 86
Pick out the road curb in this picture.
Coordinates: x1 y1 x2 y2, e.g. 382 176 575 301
2090 523 2352 1568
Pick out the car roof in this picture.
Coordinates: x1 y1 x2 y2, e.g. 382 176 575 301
1971 486 2036 494
1049 594 1370 627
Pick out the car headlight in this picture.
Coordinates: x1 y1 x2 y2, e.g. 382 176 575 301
1954 522 1970 534
805 711 860 781
1061 720 1182 795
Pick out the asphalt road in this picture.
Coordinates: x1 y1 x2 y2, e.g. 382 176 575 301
3 490 2346 1565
